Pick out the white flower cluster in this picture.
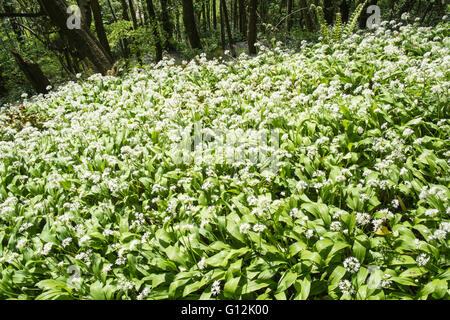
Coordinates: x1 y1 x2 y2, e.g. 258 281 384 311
343 257 361 274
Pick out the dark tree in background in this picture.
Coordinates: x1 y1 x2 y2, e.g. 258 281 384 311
37 0 113 74
221 0 235 55
247 0 257 55
146 0 163 61
182 0 202 49
91 0 113 60
159 0 176 52
11 50 51 94
0 0 447 100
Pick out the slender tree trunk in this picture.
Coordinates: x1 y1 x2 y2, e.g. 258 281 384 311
286 0 292 32
38 0 113 74
323 0 334 25
106 0 129 59
340 0 349 24
11 50 51 94
219 0 226 49
119 0 132 59
212 0 217 29
77 0 93 29
233 0 238 32
239 0 247 36
0 72 7 97
182 0 202 49
221 0 235 55
202 1 207 31
260 0 265 26
175 12 181 41
206 0 211 30
247 0 257 55
159 0 176 52
299 0 313 31
359 0 377 29
146 0 163 61
128 0 139 30
91 0 113 60
279 0 286 15
106 0 118 21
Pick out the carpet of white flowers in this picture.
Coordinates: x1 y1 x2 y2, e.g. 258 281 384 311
0 20 449 300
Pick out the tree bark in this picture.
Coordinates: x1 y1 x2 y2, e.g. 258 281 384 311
159 0 176 52
0 72 7 97
340 0 349 24
91 0 113 60
77 0 93 29
128 0 139 30
219 0 226 49
323 0 334 25
299 0 313 31
239 0 247 36
212 0 217 29
38 0 113 75
286 0 292 32
182 0 202 49
11 50 51 94
119 0 132 59
206 0 211 30
146 0 163 61
221 0 235 55
247 0 257 55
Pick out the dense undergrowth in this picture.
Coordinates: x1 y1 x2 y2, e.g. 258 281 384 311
0 20 449 300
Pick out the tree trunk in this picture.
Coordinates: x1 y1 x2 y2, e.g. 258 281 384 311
299 0 313 31
340 0 349 24
323 0 334 25
221 0 235 55
146 0 163 61
38 0 113 75
159 0 176 52
91 0 113 60
0 72 7 97
233 0 238 31
260 0 265 26
128 0 139 30
11 50 51 94
202 1 207 31
206 0 211 30
219 0 226 49
247 0 257 55
119 0 132 59
182 0 202 49
286 0 292 32
77 0 93 29
212 0 217 29
359 0 377 29
239 0 247 37
106 0 129 59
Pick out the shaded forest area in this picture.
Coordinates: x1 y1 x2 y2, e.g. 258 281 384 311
0 0 447 103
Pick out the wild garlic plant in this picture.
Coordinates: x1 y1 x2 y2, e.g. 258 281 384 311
0 20 448 300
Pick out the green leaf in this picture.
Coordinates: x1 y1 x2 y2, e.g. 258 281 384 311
328 266 347 288
367 268 383 291
224 277 241 298
277 270 297 292
90 281 106 300
352 240 366 263
390 276 418 287
430 279 448 299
